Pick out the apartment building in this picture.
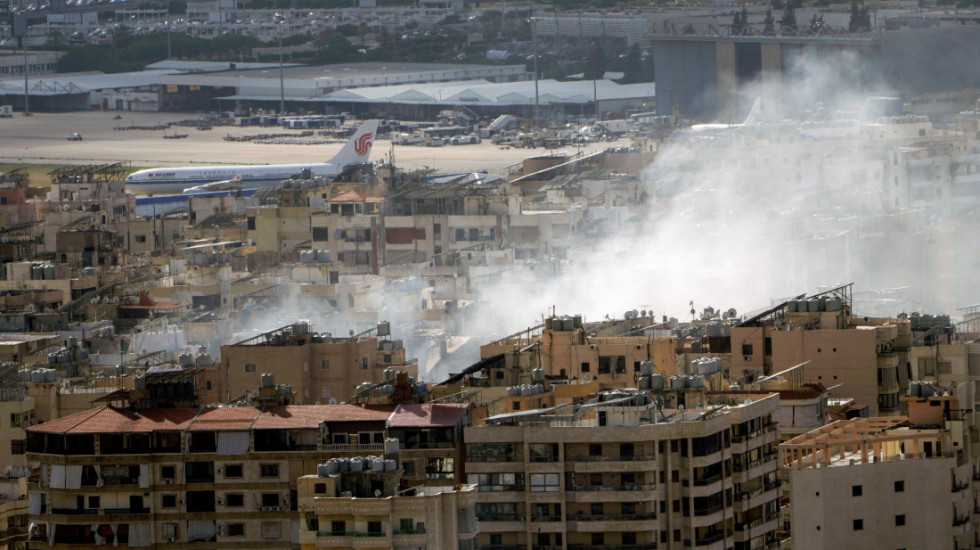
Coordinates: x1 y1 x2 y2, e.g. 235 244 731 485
478 315 676 387
0 477 28 550
730 285 909 416
23 401 415 549
295 459 477 550
780 403 975 550
209 322 418 404
464 388 780 550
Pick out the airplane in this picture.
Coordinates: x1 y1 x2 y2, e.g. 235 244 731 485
687 97 762 133
182 175 244 195
125 119 380 195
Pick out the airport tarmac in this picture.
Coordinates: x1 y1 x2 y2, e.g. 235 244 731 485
0 111 630 175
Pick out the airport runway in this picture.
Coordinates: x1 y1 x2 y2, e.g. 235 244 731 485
0 111 629 175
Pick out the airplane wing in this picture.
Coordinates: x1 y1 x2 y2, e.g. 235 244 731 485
182 175 245 195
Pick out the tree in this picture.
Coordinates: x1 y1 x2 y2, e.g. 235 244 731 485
848 0 872 31
764 7 775 33
731 8 744 34
780 5 797 31
740 6 749 31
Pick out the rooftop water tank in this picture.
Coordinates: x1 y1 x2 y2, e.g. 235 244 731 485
670 375 685 390
640 361 654 376
785 300 798 313
261 373 276 388
650 373 665 391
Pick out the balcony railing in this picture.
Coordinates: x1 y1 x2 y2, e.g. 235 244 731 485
568 513 656 522
954 516 971 527
318 443 385 453
695 530 732 546
476 514 524 522
530 515 562 522
103 507 150 514
479 546 527 550
692 473 723 486
566 455 647 463
953 481 970 493
467 455 518 463
392 527 427 535
568 545 658 550
51 508 99 515
316 530 386 537
569 483 656 492
731 424 778 443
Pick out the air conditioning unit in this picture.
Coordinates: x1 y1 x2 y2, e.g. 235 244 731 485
166 537 175 543
261 506 279 512
165 479 174 484
179 498 185 504
217 498 224 505
217 467 223 474
743 355 752 361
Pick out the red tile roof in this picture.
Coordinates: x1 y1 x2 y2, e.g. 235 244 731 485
328 190 382 203
29 404 400 435
29 406 198 434
387 403 469 428
187 407 261 431
252 405 393 429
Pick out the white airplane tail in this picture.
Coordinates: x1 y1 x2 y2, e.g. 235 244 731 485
328 120 380 165
742 97 762 126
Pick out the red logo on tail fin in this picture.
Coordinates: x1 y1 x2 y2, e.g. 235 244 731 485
354 132 373 156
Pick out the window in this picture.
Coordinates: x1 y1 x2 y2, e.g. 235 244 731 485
162 495 177 508
330 520 345 535
622 502 636 515
512 401 520 410
227 523 245 536
615 356 626 373
226 494 244 507
10 440 24 455
529 473 560 492
261 493 279 507
225 464 243 478
320 359 330 370
598 356 611 374
403 461 415 475
135 235 146 243
742 344 753 356
260 464 279 478
853 519 863 530
161 466 175 479
894 480 904 492
244 363 256 374
581 361 590 373
312 227 329 241
367 521 382 535
852 485 862 497
589 444 602 456
895 514 905 526
314 483 326 494
88 496 100 509
623 532 637 545
163 523 178 540
9 413 21 428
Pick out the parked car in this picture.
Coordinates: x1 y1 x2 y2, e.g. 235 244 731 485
67 132 83 141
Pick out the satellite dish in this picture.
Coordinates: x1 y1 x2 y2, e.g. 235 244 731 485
374 489 382 497
328 397 337 405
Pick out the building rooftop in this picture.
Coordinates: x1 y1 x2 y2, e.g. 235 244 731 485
780 417 950 469
28 404 396 435
387 403 469 428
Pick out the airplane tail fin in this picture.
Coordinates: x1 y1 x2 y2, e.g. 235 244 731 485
742 97 762 126
328 120 380 165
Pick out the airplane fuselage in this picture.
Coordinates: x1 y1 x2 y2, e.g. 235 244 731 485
125 163 341 195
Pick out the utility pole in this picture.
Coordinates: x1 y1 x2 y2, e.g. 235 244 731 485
21 37 28 115
275 13 285 115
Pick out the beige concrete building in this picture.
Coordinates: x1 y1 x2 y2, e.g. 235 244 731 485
478 315 676 388
464 388 781 550
210 322 418 405
295 461 477 550
0 477 28 550
25 402 403 549
730 285 909 416
781 411 974 550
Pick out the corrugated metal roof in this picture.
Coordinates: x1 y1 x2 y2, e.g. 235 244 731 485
0 70 178 95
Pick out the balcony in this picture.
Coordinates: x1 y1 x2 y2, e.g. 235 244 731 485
476 515 525 522
568 545 657 550
694 529 732 547
567 513 657 532
319 443 385 453
730 424 778 444
530 516 562 523
467 455 518 463
568 484 658 502
479 546 527 550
